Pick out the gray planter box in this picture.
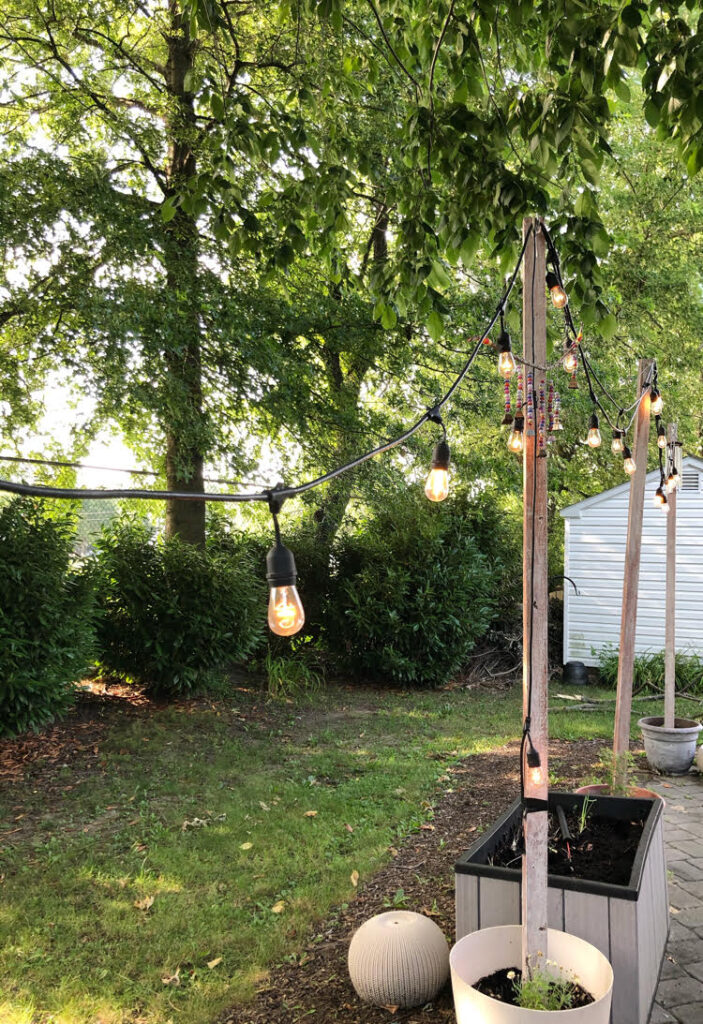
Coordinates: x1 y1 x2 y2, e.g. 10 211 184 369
455 792 668 1024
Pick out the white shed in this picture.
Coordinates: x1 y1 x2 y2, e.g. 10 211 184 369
561 455 703 667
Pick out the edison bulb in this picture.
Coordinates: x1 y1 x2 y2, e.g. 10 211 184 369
611 431 624 454
658 434 667 450
529 765 543 787
550 284 567 309
507 424 524 454
587 427 601 448
563 349 578 373
268 585 305 637
666 471 678 493
425 467 449 502
623 448 636 475
497 348 517 379
651 390 663 415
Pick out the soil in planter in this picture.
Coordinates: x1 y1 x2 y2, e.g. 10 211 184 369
491 807 645 886
475 967 593 1009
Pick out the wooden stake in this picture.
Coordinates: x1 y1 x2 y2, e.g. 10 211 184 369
521 217 549 972
613 358 654 791
664 422 677 730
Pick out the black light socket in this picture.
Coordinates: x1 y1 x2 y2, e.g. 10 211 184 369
622 444 633 460
431 438 450 471
526 741 541 769
497 329 512 353
266 542 298 588
588 412 599 431
546 270 560 290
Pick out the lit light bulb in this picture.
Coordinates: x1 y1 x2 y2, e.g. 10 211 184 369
650 483 667 507
507 416 524 454
529 765 543 787
268 585 305 636
496 329 516 379
650 389 663 415
563 348 578 373
623 445 636 475
611 430 624 454
666 469 678 493
656 423 667 449
266 541 305 637
526 741 542 788
546 271 567 309
425 439 450 502
587 412 601 449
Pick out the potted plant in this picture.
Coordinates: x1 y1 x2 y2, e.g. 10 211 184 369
637 425 702 773
573 747 661 800
451 925 613 1023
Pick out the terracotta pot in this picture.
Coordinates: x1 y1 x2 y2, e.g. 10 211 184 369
574 783 662 802
450 925 613 1023
638 716 702 775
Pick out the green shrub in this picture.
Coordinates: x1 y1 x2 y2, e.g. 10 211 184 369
0 498 96 736
93 517 265 696
323 487 499 687
596 645 703 694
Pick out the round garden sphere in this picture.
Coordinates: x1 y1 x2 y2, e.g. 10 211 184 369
348 910 449 1008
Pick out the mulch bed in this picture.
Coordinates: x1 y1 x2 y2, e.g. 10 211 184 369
227 737 615 1024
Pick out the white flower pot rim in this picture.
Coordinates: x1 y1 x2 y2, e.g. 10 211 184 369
450 925 613 1022
638 715 702 736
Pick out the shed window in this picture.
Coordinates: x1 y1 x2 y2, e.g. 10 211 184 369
682 471 700 492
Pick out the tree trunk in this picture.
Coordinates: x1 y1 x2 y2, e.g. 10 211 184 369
162 1 206 546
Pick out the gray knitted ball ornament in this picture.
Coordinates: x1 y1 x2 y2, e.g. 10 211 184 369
348 910 449 1008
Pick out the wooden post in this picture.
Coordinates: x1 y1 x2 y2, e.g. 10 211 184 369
664 423 677 730
521 217 549 972
613 358 654 791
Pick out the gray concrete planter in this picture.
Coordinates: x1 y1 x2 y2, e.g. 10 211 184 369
638 716 702 775
455 792 668 1024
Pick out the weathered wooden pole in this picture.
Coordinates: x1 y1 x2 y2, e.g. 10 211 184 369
613 358 654 792
521 216 549 972
664 422 678 730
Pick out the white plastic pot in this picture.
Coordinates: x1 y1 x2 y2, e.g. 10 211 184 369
450 925 613 1023
638 716 702 775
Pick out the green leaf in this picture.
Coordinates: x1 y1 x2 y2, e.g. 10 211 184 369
427 310 443 341
598 313 617 340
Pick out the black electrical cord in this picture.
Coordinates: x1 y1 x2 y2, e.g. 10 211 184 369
0 226 536 506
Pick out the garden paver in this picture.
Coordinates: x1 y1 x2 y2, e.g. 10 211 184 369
649 773 703 1023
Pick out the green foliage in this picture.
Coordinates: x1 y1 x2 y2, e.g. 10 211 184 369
596 646 703 695
93 517 265 695
264 650 323 700
514 964 580 1011
323 485 501 687
0 498 95 736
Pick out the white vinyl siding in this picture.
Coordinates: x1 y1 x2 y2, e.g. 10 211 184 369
561 457 703 667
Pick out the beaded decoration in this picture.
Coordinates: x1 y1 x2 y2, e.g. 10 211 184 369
538 379 547 456
501 378 513 425
526 371 535 436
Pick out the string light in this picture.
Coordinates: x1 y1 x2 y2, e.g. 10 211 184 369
653 485 668 513
507 414 525 454
622 445 636 475
425 441 450 502
0 217 673 641
587 412 601 449
266 523 305 638
563 345 578 374
496 322 517 379
546 270 567 309
656 420 667 449
526 737 542 786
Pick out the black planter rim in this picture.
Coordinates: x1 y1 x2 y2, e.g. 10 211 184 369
455 790 663 901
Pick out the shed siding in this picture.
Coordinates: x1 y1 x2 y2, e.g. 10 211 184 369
563 464 703 667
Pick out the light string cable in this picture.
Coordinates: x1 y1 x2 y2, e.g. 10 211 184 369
540 220 655 435
0 227 535 506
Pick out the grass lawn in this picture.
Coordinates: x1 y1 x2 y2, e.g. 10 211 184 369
0 681 688 1024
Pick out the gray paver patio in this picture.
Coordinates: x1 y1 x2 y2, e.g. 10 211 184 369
648 772 703 1023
